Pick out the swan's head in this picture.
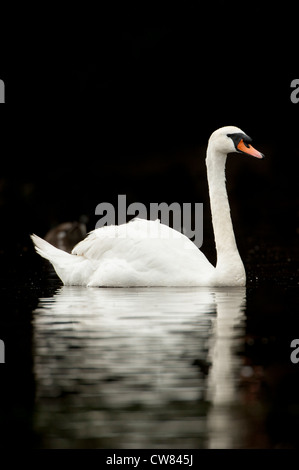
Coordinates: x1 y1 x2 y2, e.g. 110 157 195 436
209 126 264 159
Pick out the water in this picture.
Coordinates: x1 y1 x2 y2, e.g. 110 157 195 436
1 255 299 449
32 285 245 448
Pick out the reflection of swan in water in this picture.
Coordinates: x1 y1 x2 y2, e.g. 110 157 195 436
206 288 246 448
33 287 216 404
33 286 246 448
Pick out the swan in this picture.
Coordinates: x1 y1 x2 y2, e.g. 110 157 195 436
31 126 264 287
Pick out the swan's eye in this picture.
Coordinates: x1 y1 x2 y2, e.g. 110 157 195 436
227 132 253 152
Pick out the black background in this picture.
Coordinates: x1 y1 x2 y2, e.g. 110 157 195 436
0 6 298 270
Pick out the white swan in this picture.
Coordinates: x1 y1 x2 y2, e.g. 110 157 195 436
31 126 264 287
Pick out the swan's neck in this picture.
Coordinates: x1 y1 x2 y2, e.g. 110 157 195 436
206 144 245 282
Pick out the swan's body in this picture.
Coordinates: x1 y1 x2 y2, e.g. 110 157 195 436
32 126 264 287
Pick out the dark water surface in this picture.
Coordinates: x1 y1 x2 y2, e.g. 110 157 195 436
0 250 299 449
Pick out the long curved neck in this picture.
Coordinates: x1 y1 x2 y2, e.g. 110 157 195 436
206 143 244 277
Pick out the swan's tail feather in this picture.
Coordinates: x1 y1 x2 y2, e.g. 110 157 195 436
31 234 72 263
31 234 87 285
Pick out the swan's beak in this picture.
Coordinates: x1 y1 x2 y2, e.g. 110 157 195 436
237 139 265 159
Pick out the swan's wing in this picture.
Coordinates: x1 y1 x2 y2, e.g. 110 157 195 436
72 218 198 259
72 218 192 260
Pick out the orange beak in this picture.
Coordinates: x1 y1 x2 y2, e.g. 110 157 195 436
237 139 264 159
